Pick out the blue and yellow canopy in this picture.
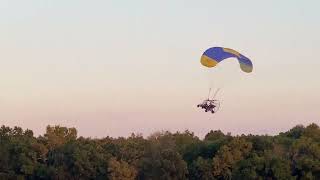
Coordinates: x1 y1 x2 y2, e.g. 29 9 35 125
201 47 253 73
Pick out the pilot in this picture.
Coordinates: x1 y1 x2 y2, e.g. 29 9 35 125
201 100 208 108
207 102 215 110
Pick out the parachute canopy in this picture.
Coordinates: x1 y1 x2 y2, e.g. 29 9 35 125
201 47 253 73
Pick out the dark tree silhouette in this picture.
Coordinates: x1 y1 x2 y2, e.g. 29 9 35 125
0 123 319 179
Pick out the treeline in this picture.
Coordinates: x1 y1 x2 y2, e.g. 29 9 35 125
0 123 319 180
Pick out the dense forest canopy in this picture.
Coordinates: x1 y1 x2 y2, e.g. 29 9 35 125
0 123 319 180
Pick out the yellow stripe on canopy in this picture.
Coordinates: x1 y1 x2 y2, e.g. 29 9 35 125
200 55 218 68
222 48 241 58
240 63 253 73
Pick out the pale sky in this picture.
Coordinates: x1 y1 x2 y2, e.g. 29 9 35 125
1 0 319 138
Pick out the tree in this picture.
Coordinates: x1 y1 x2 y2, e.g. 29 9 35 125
43 125 77 150
189 157 214 180
138 131 188 180
108 157 137 180
212 137 252 179
205 130 224 141
0 123 319 179
112 133 148 166
291 136 320 179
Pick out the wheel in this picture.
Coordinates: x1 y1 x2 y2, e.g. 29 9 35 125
211 100 220 113
205 110 208 112
197 105 200 107
211 110 215 114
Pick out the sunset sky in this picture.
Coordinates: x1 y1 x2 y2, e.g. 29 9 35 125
1 0 319 138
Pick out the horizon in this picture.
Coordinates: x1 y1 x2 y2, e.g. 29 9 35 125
1 0 319 138
2 122 319 140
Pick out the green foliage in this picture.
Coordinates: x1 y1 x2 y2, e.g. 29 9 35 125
188 157 214 180
138 131 188 180
0 123 320 179
212 137 253 179
108 157 137 180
